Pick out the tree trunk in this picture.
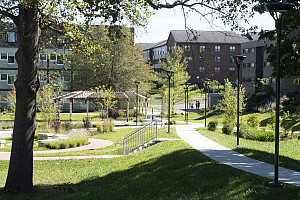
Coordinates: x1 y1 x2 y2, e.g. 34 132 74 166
4 5 40 193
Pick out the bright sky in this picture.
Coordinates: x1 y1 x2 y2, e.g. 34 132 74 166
134 7 275 44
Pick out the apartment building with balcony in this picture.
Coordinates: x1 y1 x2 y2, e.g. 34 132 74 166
241 39 298 95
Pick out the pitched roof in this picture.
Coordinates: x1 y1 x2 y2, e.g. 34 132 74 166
170 30 251 44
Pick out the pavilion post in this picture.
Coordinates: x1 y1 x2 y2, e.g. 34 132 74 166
69 98 73 122
126 98 129 122
145 98 148 119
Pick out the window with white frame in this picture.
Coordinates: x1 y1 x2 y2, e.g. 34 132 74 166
8 75 14 84
215 56 220 62
243 48 249 53
40 53 47 61
230 57 234 63
229 67 235 72
7 32 16 43
199 45 205 52
215 46 220 52
50 53 56 61
199 67 205 72
1 53 7 60
57 55 64 64
251 48 255 53
199 56 205 62
251 63 255 68
8 53 14 63
230 46 236 52
1 74 7 81
184 45 190 51
215 67 221 72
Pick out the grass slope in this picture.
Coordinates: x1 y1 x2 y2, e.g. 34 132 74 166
1 140 300 199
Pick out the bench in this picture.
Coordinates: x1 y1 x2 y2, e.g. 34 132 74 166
38 133 54 140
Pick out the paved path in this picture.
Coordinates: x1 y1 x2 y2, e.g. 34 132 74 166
0 132 118 160
176 124 300 187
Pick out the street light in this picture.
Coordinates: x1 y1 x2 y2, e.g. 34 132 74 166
165 70 175 133
134 81 141 126
233 55 247 147
204 78 210 127
265 1 293 188
184 82 191 124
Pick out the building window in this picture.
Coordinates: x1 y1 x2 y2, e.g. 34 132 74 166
229 67 235 72
243 63 249 68
215 46 220 52
8 54 14 63
215 56 220 62
243 48 249 53
199 56 205 62
1 74 7 81
184 45 190 51
40 53 47 61
199 67 205 72
230 57 234 63
184 57 191 61
264 62 270 67
230 46 236 52
63 75 71 82
8 75 14 84
251 48 255 53
7 32 16 43
50 53 56 61
1 53 7 60
215 67 221 72
57 55 64 64
251 63 255 68
199 46 205 52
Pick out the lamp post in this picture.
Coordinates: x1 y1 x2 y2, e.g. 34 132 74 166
265 1 293 188
233 55 247 147
184 82 191 124
204 78 210 127
165 70 175 133
134 81 141 126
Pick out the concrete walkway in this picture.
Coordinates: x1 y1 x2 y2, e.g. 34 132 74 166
176 124 300 187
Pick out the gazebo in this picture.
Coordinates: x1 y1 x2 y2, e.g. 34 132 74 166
54 90 148 122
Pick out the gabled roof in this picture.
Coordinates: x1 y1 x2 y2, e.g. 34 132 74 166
169 30 251 44
55 91 147 100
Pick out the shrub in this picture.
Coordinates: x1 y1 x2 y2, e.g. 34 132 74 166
109 123 115 132
222 123 234 135
239 127 250 138
247 113 260 128
207 121 218 131
242 129 274 142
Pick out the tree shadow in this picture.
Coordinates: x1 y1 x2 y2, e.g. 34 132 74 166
232 146 300 172
1 149 300 199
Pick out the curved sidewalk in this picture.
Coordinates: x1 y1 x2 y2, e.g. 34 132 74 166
0 138 119 160
176 124 300 187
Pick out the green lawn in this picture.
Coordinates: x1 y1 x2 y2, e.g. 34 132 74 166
197 127 300 172
1 140 300 199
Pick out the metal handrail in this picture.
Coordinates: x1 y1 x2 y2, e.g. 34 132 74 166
123 121 157 155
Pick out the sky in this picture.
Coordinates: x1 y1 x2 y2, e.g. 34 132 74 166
134 6 276 44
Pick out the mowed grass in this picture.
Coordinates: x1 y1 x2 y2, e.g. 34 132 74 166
1 140 300 200
197 127 300 172
34 127 179 157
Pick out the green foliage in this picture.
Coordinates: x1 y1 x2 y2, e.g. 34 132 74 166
246 113 260 128
96 122 115 133
3 86 16 119
69 26 152 92
155 44 190 115
216 79 246 125
222 123 234 135
241 129 274 142
281 111 291 137
267 110 280 131
207 121 218 131
37 84 61 126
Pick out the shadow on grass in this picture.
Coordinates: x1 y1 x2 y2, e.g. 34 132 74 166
194 110 222 121
232 146 300 172
1 149 300 200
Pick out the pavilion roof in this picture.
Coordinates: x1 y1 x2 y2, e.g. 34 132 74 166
55 91 147 100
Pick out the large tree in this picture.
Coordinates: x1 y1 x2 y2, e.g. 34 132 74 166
69 26 152 92
0 0 253 194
